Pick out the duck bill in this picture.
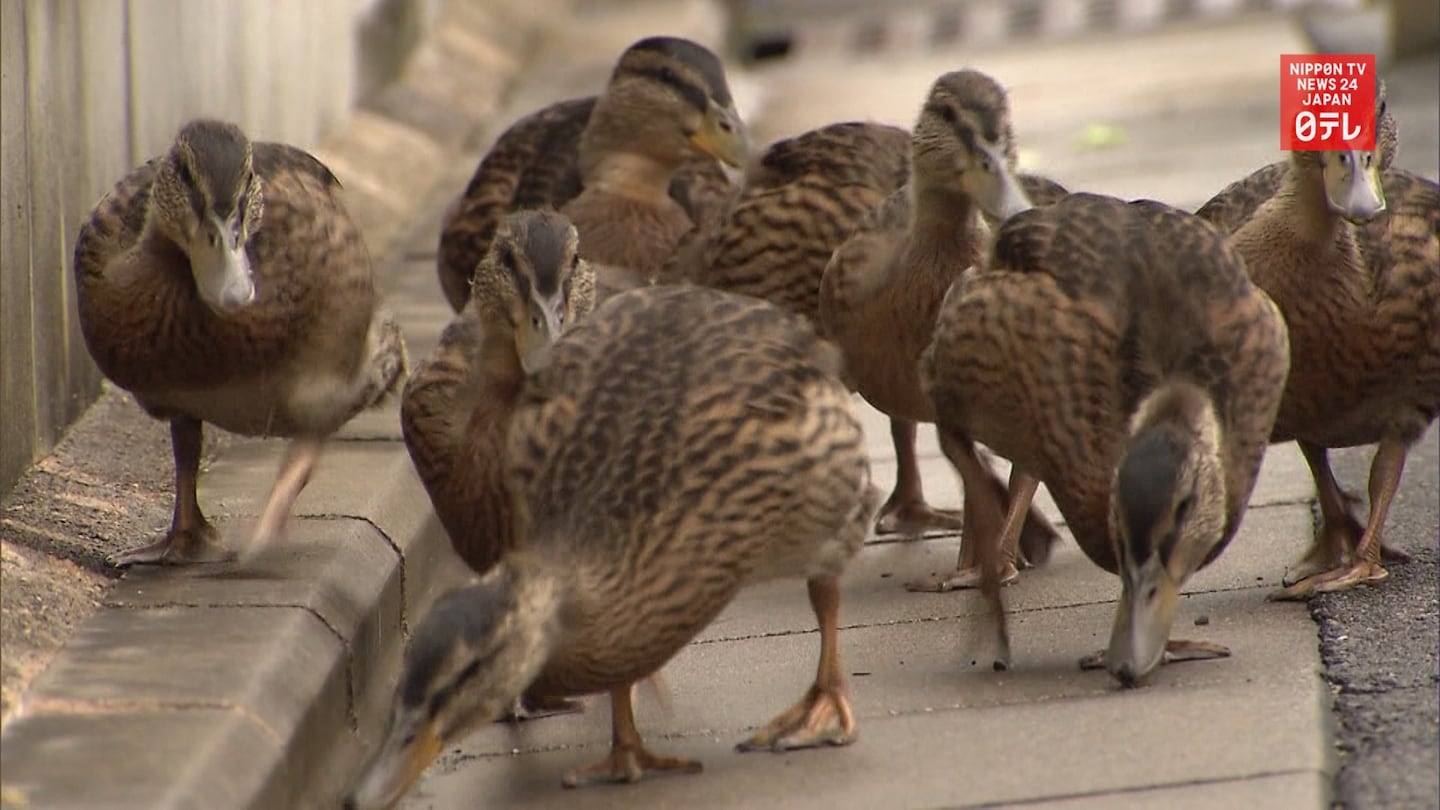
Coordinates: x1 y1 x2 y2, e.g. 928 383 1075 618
972 142 1033 221
346 718 443 810
691 102 749 168
516 305 564 374
1106 559 1179 688
191 215 256 311
1323 149 1386 223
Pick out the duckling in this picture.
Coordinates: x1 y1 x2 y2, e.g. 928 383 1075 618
819 69 1060 566
436 36 746 311
73 119 407 566
401 210 594 575
347 285 881 807
1197 91 1439 599
921 193 1291 685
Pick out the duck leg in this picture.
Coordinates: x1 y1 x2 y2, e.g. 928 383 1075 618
1283 442 1362 584
1285 443 1411 588
737 577 856 752
111 417 234 566
245 437 323 558
1273 437 1408 600
875 419 965 536
906 433 1017 591
561 683 701 788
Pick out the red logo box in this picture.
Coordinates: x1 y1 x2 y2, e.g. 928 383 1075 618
1279 54 1376 151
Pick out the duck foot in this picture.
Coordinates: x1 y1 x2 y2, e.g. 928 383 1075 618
903 562 1019 593
1270 559 1389 601
736 683 856 753
875 500 965 537
560 746 701 788
500 694 584 723
109 524 235 567
1078 639 1231 671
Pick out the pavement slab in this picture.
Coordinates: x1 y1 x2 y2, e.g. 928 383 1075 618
0 710 286 810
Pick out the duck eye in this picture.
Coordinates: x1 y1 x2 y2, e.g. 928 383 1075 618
659 66 678 83
937 106 956 124
531 315 542 330
1174 494 1194 525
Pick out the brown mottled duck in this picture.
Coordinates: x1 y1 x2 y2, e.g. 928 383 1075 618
921 193 1291 685
347 285 881 807
1197 83 1439 599
73 119 408 566
436 36 746 310
818 69 1061 571
401 209 595 722
402 210 595 576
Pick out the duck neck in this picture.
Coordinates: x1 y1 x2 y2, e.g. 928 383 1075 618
578 131 682 206
908 183 983 268
474 554 569 709
1276 164 1347 247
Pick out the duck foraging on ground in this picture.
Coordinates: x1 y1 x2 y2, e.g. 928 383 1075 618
347 285 881 807
73 119 407 566
921 193 1290 685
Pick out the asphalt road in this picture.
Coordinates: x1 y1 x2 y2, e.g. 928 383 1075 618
1315 431 1439 810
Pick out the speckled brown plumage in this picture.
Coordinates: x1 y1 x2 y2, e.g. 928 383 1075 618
402 211 595 575
926 192 1289 571
922 193 1289 681
1206 134 1439 597
436 36 743 311
818 70 1059 553
74 119 407 565
510 286 876 698
665 122 911 325
348 285 880 803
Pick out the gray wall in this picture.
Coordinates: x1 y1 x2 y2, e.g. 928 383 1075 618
0 0 434 497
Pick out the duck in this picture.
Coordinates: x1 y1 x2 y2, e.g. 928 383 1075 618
436 36 747 311
72 119 408 567
1196 84 1439 600
818 69 1060 571
402 210 594 576
1196 80 1399 233
400 209 595 721
346 285 882 807
662 121 912 324
921 192 1291 686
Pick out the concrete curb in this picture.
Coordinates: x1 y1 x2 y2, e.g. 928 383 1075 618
0 1 569 807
